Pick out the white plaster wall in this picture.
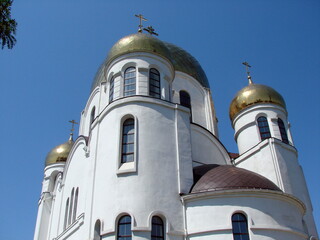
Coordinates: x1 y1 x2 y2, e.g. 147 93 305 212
88 97 193 240
233 104 292 154
190 124 229 166
172 72 216 134
184 191 306 240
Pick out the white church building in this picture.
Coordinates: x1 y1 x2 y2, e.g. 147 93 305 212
33 30 318 240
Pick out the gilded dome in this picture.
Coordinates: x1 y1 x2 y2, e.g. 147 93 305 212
91 33 209 91
45 137 74 166
229 83 286 121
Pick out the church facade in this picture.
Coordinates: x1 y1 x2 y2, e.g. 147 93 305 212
33 32 318 240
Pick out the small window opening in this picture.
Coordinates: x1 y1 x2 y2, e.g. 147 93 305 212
257 116 271 140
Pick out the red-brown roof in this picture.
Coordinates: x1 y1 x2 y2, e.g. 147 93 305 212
191 165 281 193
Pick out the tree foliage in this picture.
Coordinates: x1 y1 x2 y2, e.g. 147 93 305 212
0 0 17 49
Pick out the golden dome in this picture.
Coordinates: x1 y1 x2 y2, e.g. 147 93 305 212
45 137 74 166
91 33 209 91
229 83 286 121
106 33 172 66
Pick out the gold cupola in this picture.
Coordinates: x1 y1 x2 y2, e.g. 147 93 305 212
229 64 286 121
45 134 74 167
91 33 210 92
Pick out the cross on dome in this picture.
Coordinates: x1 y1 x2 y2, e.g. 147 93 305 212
68 120 78 141
135 14 147 33
242 61 253 84
143 26 158 36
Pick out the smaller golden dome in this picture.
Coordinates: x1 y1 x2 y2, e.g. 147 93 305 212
229 83 286 121
45 137 74 166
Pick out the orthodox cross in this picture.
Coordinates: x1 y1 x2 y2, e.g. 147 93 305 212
143 26 158 36
135 14 147 32
68 120 78 140
242 61 253 84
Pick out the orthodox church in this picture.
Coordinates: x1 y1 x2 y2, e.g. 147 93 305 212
33 23 318 240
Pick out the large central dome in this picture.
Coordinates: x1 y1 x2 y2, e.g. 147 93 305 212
91 33 210 91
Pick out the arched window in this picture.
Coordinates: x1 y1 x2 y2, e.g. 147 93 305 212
94 220 101 240
232 213 250 240
151 216 164 240
90 107 96 125
124 67 136 96
64 198 69 230
277 118 289 144
117 215 132 240
149 68 161 98
109 76 114 103
121 118 135 163
179 90 191 109
257 116 271 140
72 188 79 222
68 188 74 225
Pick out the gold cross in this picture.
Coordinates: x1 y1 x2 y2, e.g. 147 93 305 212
143 26 158 36
242 61 253 84
69 120 78 134
135 14 147 32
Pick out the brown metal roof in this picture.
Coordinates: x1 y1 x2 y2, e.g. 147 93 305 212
191 165 281 193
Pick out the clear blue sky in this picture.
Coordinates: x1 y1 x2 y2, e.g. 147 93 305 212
0 1 319 239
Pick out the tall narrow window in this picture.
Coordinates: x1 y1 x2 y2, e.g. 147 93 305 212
109 77 114 102
232 213 250 240
257 116 271 140
117 215 132 240
151 216 164 240
124 67 136 96
72 188 79 222
94 220 101 240
277 118 289 144
90 107 96 124
179 90 191 109
68 188 74 226
64 198 69 230
149 68 161 98
121 118 135 163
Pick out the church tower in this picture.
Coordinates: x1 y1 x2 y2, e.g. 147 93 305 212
229 66 318 237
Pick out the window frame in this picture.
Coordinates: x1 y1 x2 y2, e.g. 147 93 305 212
117 115 138 174
124 67 136 97
64 198 69 230
109 76 115 103
151 216 165 240
72 188 79 222
257 116 271 141
117 215 132 240
121 118 135 164
277 118 289 144
149 68 161 98
90 106 96 125
232 213 250 240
